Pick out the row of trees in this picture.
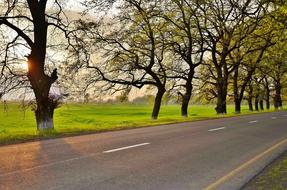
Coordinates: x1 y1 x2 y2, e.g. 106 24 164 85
0 0 287 130
79 0 287 118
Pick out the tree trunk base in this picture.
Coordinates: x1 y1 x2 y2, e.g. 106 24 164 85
151 88 165 121
37 119 54 131
151 116 158 120
275 106 283 111
182 114 188 118
35 105 55 131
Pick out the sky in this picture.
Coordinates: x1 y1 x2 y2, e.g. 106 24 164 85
47 0 85 11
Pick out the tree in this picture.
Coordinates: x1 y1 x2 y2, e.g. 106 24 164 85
263 41 287 110
0 0 91 130
231 40 272 113
84 0 169 120
199 0 267 114
163 0 207 118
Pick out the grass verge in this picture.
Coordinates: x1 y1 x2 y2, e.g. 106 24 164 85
0 103 276 145
242 151 287 190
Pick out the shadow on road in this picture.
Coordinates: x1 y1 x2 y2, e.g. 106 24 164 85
0 138 84 190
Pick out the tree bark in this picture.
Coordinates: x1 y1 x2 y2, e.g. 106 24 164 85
248 97 253 111
259 98 264 111
27 6 59 130
233 67 255 114
266 89 270 110
215 78 227 114
181 92 192 118
28 50 57 130
233 66 241 114
181 72 194 118
151 87 165 120
264 78 270 110
235 99 241 114
248 82 254 111
35 101 55 130
274 83 282 110
255 94 259 111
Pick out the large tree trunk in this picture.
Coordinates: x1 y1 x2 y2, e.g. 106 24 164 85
28 50 57 130
248 83 254 111
235 98 241 114
181 73 193 118
233 66 241 114
27 7 58 130
151 87 165 120
255 94 259 111
264 78 270 110
259 98 264 111
248 97 253 111
215 78 227 114
181 92 192 118
35 100 55 130
266 89 270 110
274 83 283 110
216 95 227 114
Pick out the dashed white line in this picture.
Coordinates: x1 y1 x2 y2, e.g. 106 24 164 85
208 127 226 132
103 143 150 153
248 120 258 124
272 117 277 120
0 143 151 177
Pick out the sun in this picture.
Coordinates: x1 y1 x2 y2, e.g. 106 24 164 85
19 62 29 71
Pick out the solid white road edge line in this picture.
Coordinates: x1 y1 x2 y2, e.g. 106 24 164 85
103 143 151 153
248 120 258 124
208 127 226 132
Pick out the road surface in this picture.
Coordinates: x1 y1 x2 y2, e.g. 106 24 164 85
1 111 287 190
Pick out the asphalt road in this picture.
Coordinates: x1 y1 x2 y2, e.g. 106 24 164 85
1 111 287 190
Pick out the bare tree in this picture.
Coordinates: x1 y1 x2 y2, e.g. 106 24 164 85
83 0 169 120
0 0 95 130
198 0 267 114
162 0 207 118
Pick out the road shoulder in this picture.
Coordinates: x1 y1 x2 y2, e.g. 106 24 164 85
241 150 287 190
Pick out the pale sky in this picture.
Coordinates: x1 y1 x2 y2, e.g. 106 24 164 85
47 0 85 11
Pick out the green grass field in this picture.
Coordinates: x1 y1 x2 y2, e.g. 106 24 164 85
0 103 274 145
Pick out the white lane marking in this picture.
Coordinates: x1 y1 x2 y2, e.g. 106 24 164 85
284 115 287 117
103 143 150 153
248 120 258 124
208 127 226 132
272 117 277 120
1 143 151 177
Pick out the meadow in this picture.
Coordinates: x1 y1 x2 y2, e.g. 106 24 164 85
0 103 274 145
